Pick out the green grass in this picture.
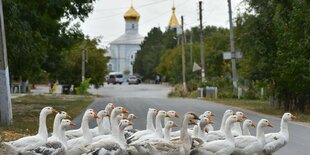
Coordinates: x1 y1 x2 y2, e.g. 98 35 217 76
206 98 310 123
0 95 94 142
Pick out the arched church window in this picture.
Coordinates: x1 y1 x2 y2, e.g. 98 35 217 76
108 64 112 71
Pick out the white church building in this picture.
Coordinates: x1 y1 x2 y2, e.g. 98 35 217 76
107 5 144 75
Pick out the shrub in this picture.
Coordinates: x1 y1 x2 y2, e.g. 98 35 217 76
75 78 91 95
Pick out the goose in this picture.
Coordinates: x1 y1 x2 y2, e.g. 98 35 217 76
192 113 209 138
129 110 169 145
90 110 110 137
82 119 133 155
242 119 256 136
233 119 273 155
102 103 115 135
232 111 248 137
193 116 213 139
190 115 241 155
49 111 71 139
203 111 215 132
34 119 75 155
164 110 179 125
147 112 200 155
127 108 157 143
2 107 57 154
205 109 234 142
92 113 128 142
263 113 296 154
125 113 138 131
67 109 98 150
65 109 96 140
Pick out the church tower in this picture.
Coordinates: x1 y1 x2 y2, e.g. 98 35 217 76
124 5 140 34
167 2 181 34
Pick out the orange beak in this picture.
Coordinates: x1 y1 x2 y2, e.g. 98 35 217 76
211 112 215 116
122 108 128 113
251 123 256 128
175 113 179 118
208 119 214 124
242 115 248 119
123 115 128 119
267 123 273 128
70 121 76 126
93 111 99 118
172 123 177 127
111 103 115 109
52 107 58 113
133 115 138 119
66 114 71 119
237 118 242 122
291 115 297 119
128 121 134 126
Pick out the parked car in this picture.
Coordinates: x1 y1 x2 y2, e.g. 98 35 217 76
107 72 123 84
128 75 141 85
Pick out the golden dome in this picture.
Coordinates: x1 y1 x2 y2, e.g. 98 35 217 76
124 6 140 21
168 6 180 28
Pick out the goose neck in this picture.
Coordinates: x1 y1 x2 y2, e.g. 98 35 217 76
116 125 126 146
256 125 266 144
59 125 68 148
224 121 234 142
164 117 170 125
52 115 61 136
110 111 119 136
242 124 251 135
220 114 229 131
180 116 190 141
97 118 104 133
38 111 48 139
280 119 289 137
146 111 155 131
164 126 171 141
155 115 164 136
81 116 92 139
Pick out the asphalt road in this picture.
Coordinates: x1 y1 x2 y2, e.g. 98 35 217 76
73 83 310 155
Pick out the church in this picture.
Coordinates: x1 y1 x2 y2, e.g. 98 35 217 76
107 4 180 75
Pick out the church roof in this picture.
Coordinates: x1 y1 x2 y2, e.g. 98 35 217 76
124 6 140 21
110 33 144 45
168 6 180 28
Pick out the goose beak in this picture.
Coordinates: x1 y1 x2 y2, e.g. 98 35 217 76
291 115 297 119
172 123 177 127
52 108 58 113
93 111 99 119
66 114 71 119
205 128 209 133
128 121 134 126
211 112 215 116
175 113 180 118
166 114 171 118
208 119 214 124
193 113 200 120
189 119 197 125
123 115 128 119
122 108 128 113
267 123 273 128
105 113 110 117
70 121 76 126
111 103 115 109
133 115 138 119
251 123 256 128
242 115 248 119
237 118 242 122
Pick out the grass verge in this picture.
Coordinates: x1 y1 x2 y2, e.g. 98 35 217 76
0 94 94 142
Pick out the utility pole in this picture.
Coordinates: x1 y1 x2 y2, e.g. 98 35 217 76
82 49 86 82
181 16 187 94
227 0 238 90
190 31 193 67
199 1 206 82
0 0 13 125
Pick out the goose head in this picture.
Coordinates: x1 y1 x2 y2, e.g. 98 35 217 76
42 106 58 115
235 111 248 121
98 110 109 119
185 112 200 122
165 121 177 129
116 113 128 120
113 106 128 115
167 110 179 118
204 111 215 117
282 113 297 122
57 111 71 119
226 115 241 126
157 110 168 118
244 119 256 128
84 109 99 120
224 109 234 117
148 108 158 116
128 114 138 120
119 119 134 130
61 119 75 128
106 103 115 111
258 119 273 128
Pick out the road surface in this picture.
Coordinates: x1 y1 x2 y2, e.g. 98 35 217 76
73 83 310 155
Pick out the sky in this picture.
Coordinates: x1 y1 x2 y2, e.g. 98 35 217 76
80 0 246 46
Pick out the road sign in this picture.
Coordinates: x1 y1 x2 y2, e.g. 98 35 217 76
223 51 243 60
193 62 201 72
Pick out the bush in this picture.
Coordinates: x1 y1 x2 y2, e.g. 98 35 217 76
75 78 91 95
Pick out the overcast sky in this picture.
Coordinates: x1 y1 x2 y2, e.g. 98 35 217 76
80 0 245 46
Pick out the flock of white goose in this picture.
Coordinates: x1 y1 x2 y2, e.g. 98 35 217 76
2 103 296 155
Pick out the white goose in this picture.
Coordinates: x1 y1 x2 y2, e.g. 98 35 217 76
102 103 115 135
232 111 248 137
263 113 296 154
82 119 133 155
190 115 241 155
65 109 96 140
90 110 110 137
2 107 57 154
148 112 200 155
193 115 213 139
127 108 157 143
242 119 256 136
203 111 215 132
50 111 71 139
34 119 75 155
205 109 234 142
233 119 273 155
125 113 138 131
67 109 98 150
